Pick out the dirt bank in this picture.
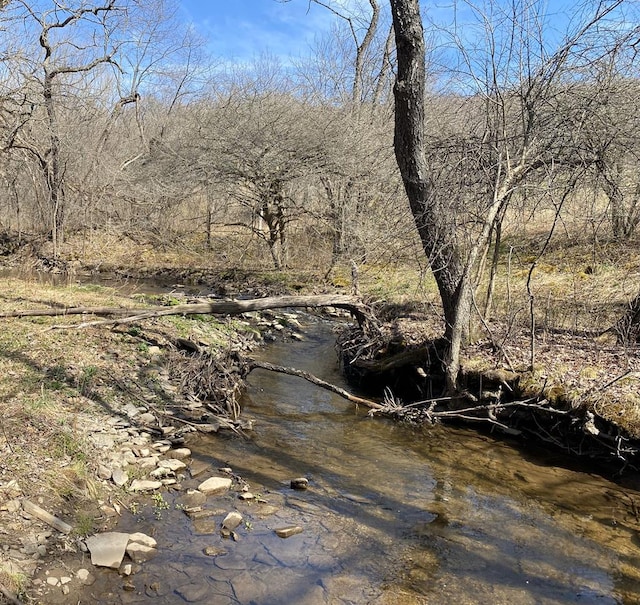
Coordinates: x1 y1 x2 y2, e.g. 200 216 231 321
0 275 310 604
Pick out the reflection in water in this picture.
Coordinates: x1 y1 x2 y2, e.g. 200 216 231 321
84 316 640 604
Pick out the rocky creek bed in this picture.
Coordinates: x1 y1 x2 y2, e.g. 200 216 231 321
0 274 320 604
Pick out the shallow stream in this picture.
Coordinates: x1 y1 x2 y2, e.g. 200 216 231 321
79 314 640 604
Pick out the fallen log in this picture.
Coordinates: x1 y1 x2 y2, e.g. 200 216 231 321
0 294 374 327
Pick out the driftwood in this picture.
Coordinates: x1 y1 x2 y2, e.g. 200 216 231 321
248 360 384 410
21 500 72 534
0 295 375 330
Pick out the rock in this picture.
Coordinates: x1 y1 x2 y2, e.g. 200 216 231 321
175 583 210 603
128 532 157 548
91 433 116 449
150 467 172 479
136 456 160 471
76 568 95 585
119 563 133 576
126 542 157 564
158 459 187 472
185 508 213 520
254 504 280 518
5 499 21 513
189 460 210 477
100 504 118 518
178 489 207 508
197 423 219 433
122 403 141 418
122 580 136 591
137 413 156 426
147 346 161 356
203 545 227 557
290 477 309 490
131 434 150 446
275 526 304 538
221 511 243 530
166 447 191 460
97 464 113 480
238 492 255 501
121 450 137 465
47 576 59 586
128 480 162 492
192 519 218 535
85 532 130 568
111 468 129 487
198 477 232 496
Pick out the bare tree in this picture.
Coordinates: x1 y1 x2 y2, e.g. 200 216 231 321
1 0 126 256
390 0 637 391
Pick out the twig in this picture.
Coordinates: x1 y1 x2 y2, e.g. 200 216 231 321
471 292 515 371
0 584 24 605
576 370 633 410
248 360 384 410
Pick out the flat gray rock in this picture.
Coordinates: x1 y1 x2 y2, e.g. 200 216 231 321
85 532 130 568
166 447 191 460
158 458 187 472
222 511 243 530
198 476 232 495
128 532 157 548
111 468 129 487
126 542 157 563
189 460 211 477
128 479 162 492
175 582 210 603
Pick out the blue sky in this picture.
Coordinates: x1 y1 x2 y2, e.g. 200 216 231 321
178 0 338 63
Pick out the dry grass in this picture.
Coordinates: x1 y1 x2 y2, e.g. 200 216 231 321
9 218 640 444
0 277 251 520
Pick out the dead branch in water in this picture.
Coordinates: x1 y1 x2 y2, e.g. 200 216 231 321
247 360 385 410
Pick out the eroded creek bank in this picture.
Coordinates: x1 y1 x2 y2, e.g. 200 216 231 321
28 314 640 605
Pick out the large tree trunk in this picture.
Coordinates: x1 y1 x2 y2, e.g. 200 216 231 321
390 0 468 391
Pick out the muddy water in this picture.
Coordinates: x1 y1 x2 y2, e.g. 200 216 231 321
86 315 640 605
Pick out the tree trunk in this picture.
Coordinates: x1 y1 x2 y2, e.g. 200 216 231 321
390 0 467 391
43 70 64 257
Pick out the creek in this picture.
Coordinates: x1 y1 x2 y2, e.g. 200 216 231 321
74 312 640 605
